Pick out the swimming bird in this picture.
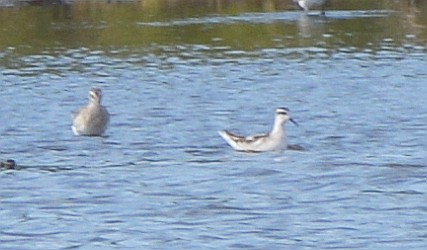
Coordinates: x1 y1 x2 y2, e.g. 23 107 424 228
1 159 16 169
72 88 110 136
294 0 327 15
218 107 298 152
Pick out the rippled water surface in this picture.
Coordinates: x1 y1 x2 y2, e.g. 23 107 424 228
1 0 427 249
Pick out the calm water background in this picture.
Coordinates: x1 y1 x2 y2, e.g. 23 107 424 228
1 0 427 249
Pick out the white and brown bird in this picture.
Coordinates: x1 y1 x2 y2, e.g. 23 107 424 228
218 107 297 152
72 88 110 136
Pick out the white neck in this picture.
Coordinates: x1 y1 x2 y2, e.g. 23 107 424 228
270 117 285 136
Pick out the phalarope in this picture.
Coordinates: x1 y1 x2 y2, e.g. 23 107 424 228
72 88 110 136
218 107 298 152
295 0 327 15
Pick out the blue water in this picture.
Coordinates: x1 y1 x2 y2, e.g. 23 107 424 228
1 3 427 249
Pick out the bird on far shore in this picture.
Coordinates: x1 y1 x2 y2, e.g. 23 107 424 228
294 0 327 15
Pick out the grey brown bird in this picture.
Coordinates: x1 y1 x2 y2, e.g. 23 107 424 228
72 88 110 136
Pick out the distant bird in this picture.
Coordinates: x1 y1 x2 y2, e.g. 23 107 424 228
1 159 16 169
72 88 110 136
294 0 327 15
218 107 298 152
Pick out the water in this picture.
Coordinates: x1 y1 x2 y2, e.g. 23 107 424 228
1 0 427 249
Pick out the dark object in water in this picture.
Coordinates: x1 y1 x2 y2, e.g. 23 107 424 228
1 159 16 169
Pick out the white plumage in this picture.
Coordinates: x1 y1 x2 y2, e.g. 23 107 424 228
218 107 297 152
295 0 327 15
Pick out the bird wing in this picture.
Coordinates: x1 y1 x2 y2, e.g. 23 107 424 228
241 133 268 144
222 130 267 143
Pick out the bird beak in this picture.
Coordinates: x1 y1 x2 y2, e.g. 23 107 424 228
290 118 298 126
